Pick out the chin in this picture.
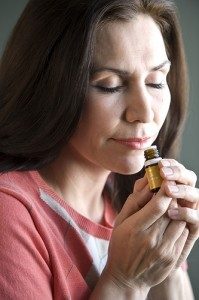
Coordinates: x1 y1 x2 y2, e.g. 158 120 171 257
119 164 144 175
108 157 145 175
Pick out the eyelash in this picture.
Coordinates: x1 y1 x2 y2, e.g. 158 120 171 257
95 83 165 94
148 83 165 89
96 86 123 94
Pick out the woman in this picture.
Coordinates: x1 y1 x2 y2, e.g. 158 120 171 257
0 0 198 299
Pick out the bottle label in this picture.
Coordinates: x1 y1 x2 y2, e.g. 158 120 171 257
145 164 163 190
144 157 162 167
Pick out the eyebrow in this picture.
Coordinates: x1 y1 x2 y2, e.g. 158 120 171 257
152 60 171 71
90 60 171 76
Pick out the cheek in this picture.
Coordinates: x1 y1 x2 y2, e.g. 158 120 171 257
83 94 119 133
156 89 171 125
71 95 119 145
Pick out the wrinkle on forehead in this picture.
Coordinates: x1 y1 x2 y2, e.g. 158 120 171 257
93 14 168 74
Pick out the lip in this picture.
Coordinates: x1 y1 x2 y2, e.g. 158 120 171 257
112 136 152 150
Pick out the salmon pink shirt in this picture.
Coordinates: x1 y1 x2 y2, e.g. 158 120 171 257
0 171 116 299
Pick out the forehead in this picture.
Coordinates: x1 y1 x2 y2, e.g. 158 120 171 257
93 14 168 71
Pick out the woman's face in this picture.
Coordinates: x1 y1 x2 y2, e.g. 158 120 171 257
68 14 171 174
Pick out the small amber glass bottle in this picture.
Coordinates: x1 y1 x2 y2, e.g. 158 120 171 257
144 145 163 192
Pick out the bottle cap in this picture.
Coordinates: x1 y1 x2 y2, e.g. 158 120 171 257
144 145 159 160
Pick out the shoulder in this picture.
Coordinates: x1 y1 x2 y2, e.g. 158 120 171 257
0 171 47 254
0 171 43 233
0 171 40 226
0 171 52 299
0 170 39 208
0 170 50 259
0 170 37 192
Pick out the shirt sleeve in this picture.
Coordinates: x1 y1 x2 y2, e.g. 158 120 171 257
0 192 53 300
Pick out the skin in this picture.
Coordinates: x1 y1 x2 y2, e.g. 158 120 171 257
69 15 171 176
40 14 171 220
40 14 199 298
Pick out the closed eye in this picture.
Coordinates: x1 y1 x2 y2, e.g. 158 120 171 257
92 85 124 94
147 83 165 89
91 82 165 94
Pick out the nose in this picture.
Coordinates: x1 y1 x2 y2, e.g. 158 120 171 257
124 85 154 123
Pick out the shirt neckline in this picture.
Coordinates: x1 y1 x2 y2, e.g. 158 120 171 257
29 170 115 239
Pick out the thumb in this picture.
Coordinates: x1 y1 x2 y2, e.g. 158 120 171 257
115 180 153 226
133 174 148 192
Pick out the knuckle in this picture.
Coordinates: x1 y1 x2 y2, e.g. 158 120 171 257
178 162 186 170
163 256 174 266
170 159 182 169
154 247 174 265
154 201 168 214
133 182 141 193
168 158 176 165
162 180 170 189
156 246 165 259
196 225 199 237
183 227 189 237
191 171 197 185
196 188 199 200
126 193 134 201
181 207 189 220
144 237 157 250
175 165 183 176
180 184 188 198
134 178 142 188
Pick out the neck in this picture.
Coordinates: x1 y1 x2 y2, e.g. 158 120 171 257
39 144 111 223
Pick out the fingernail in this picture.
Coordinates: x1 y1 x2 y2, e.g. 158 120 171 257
161 160 170 167
168 185 179 193
162 167 173 175
168 209 179 219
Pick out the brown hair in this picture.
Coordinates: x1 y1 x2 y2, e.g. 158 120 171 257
0 0 188 210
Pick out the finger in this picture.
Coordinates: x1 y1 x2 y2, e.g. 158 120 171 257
168 207 199 225
159 159 197 187
146 214 171 243
164 181 178 209
164 182 199 209
115 183 153 226
173 227 189 261
133 174 148 192
163 220 186 247
128 181 173 230
175 233 198 268
150 226 189 272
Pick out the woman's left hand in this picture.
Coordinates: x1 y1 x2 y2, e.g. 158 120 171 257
159 158 199 268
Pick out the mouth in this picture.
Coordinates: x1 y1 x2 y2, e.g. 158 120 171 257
112 136 154 150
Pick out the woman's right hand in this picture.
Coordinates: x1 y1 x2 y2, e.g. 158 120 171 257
104 176 188 292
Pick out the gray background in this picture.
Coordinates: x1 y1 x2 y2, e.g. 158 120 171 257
0 0 199 299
